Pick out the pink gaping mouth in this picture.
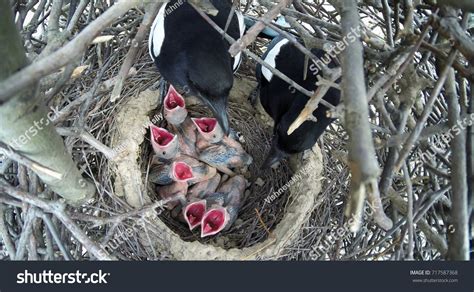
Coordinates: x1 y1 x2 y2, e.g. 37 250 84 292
184 200 206 230
151 126 175 146
201 208 227 237
164 85 185 110
192 118 217 133
172 161 194 182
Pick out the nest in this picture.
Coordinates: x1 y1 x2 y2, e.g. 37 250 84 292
107 65 324 258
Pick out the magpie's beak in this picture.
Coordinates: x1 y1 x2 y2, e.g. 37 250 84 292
262 137 288 169
201 97 230 136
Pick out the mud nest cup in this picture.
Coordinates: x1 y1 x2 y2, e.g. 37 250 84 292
109 76 324 260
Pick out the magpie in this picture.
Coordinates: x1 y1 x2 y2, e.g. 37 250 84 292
256 36 341 168
149 0 245 135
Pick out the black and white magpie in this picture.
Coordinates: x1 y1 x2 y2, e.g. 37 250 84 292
256 36 341 168
149 0 245 135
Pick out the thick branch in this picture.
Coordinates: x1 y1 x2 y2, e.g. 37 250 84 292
333 0 389 232
0 0 147 102
445 67 469 260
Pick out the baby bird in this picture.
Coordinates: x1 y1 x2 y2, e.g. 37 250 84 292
194 117 253 171
163 85 187 125
201 175 245 237
169 117 198 158
150 125 179 160
157 161 194 209
183 173 221 231
161 91 200 158
187 173 222 200
176 155 217 185
149 161 173 186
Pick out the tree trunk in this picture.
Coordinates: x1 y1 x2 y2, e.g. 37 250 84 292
0 0 95 206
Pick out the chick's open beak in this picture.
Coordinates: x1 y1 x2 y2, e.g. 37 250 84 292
184 200 207 230
200 97 230 136
201 207 229 238
164 85 187 125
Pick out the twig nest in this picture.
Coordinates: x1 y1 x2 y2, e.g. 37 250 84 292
110 81 323 260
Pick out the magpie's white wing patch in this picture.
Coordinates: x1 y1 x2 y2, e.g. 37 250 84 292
149 3 168 61
262 38 289 82
232 9 246 71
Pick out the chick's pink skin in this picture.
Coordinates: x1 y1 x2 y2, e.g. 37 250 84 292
187 173 221 200
164 85 187 125
199 143 252 170
150 125 179 160
170 117 198 157
149 162 173 185
216 175 246 197
175 155 217 185
157 181 188 209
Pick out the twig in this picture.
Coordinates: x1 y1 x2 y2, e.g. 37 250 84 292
402 163 414 260
37 210 73 260
287 69 341 135
0 0 149 102
394 49 458 171
0 204 16 259
229 0 293 57
0 178 116 260
110 1 163 102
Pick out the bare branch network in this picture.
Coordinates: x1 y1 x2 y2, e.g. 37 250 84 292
0 0 472 261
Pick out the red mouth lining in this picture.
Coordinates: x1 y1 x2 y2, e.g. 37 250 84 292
173 162 193 181
202 209 225 235
151 127 174 146
194 118 217 133
165 86 185 110
185 203 206 227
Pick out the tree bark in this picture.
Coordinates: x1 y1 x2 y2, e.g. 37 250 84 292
331 0 390 232
445 68 469 260
0 0 95 206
